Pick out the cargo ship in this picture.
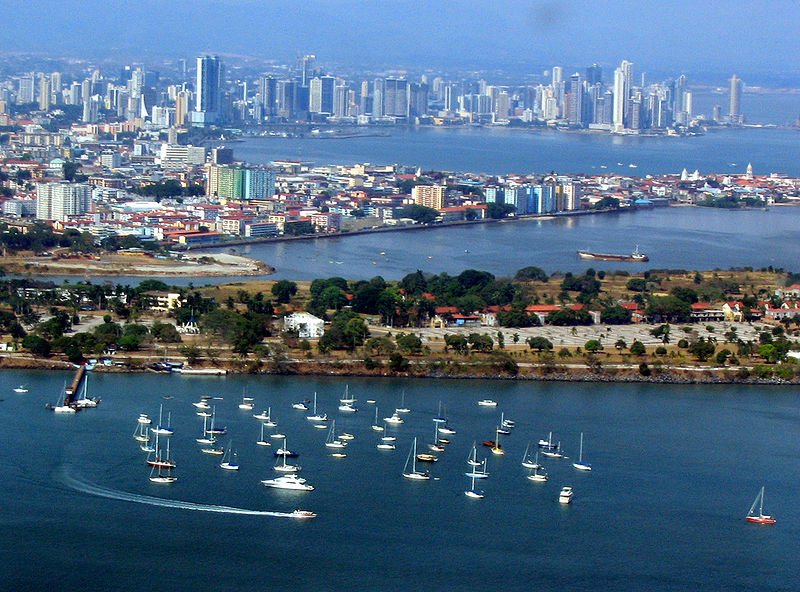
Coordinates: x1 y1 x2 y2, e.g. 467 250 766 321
576 246 649 262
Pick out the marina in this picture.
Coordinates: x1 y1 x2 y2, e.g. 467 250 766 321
3 370 798 591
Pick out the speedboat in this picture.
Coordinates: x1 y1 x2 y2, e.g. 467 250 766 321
384 412 404 424
290 509 317 519
292 401 310 411
478 399 498 407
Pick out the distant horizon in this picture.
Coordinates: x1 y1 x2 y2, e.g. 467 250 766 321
1 0 799 86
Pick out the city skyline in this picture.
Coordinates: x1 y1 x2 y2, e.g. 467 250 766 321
1 0 799 80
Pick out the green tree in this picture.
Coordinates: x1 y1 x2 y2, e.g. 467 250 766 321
487 203 516 219
444 334 469 354
271 280 298 304
600 305 632 325
400 204 439 224
687 338 716 361
388 352 410 372
514 266 548 282
396 333 423 355
629 340 646 356
22 335 51 356
526 336 553 352
584 339 603 352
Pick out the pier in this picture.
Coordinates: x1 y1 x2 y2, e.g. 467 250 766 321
64 364 86 405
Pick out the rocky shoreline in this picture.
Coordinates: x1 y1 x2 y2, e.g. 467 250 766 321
3 355 797 386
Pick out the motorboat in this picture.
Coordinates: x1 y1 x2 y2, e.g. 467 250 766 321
261 474 314 491
478 399 498 407
559 486 574 504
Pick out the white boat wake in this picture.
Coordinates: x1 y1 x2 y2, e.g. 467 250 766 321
60 467 306 518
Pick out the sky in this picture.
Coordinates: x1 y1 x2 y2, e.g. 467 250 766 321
2 0 799 80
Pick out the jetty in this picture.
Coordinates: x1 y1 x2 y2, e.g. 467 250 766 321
64 364 86 405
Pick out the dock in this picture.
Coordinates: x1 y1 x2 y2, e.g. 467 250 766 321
64 364 86 405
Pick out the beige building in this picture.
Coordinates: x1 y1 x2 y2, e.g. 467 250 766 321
411 185 444 210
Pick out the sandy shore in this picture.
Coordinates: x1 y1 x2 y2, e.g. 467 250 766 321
3 252 273 277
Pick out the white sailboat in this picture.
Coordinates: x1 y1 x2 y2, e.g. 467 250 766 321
371 407 385 432
196 413 214 444
402 437 430 480
74 374 99 408
466 442 482 467
396 391 411 414
429 420 445 452
50 382 76 414
465 466 485 499
377 439 396 450
133 420 150 443
200 412 224 454
465 451 489 480
151 404 173 435
219 443 240 470
338 384 357 412
147 434 177 469
256 423 271 446
238 395 254 411
433 401 447 424
274 439 301 472
324 420 347 449
572 432 592 471
522 445 543 470
306 391 327 422
496 412 511 435
149 461 177 484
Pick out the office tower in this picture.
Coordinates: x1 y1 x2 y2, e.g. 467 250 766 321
408 82 428 118
175 90 189 126
82 95 101 123
36 182 92 221
359 80 370 114
373 78 385 117
50 72 62 105
18 75 35 104
684 91 693 118
411 185 444 210
193 55 222 126
612 67 626 131
567 73 583 125
585 64 602 86
729 74 742 124
384 78 409 117
68 81 81 105
38 76 51 111
129 67 145 98
551 66 563 88
300 54 315 87
333 83 348 118
494 91 510 120
712 104 722 122
277 79 297 119
309 75 335 115
260 76 277 117
444 83 459 112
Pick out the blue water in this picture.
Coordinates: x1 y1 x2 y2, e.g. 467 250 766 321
234 125 800 177
227 205 800 281
3 371 798 591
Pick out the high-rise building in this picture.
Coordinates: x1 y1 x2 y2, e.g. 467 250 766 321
18 75 35 104
309 75 335 115
175 90 190 126
38 76 51 111
567 73 583 126
729 74 743 124
585 64 602 86
383 78 409 117
36 182 92 221
300 54 315 87
612 67 626 131
260 76 277 118
411 185 444 210
206 165 275 200
192 55 222 126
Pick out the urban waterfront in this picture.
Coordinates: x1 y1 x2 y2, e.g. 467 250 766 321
3 371 797 591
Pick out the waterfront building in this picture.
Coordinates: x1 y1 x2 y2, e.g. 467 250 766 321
412 185 445 210
309 75 335 116
729 74 743 125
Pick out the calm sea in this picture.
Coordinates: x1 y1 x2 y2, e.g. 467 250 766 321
2 371 798 591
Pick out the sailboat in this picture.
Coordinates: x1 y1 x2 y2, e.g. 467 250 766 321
746 486 777 525
49 382 76 414
338 385 358 412
572 432 592 471
522 442 540 469
306 392 327 422
433 401 447 424
13 385 28 393
74 374 99 408
396 391 411 414
264 407 278 428
196 414 214 445
192 396 211 409
371 407 385 432
429 420 446 452
491 427 505 456
465 465 485 499
133 420 150 443
541 440 564 459
200 412 224 454
138 413 152 425
496 412 511 435
149 461 177 484
465 446 489 479
147 433 177 469
219 443 240 470
151 404 173 435
256 423 271 446
273 438 301 472
238 394 255 411
324 420 347 449
377 438 396 450
527 463 548 482
402 438 430 480
206 407 226 435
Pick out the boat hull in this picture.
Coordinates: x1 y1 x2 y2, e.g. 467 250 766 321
576 250 649 262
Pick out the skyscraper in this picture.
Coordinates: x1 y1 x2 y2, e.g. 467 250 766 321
567 73 583 126
192 55 222 126
729 74 743 124
309 75 335 115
